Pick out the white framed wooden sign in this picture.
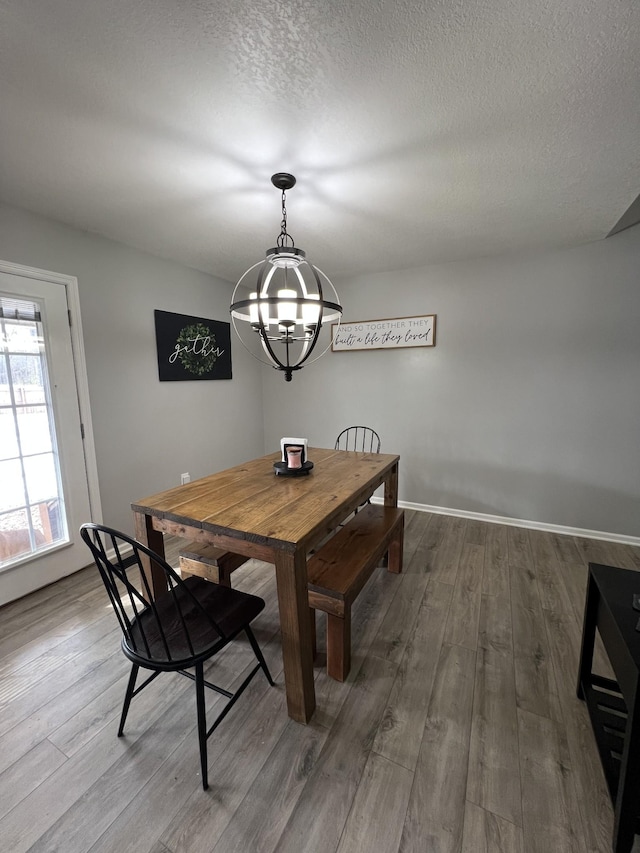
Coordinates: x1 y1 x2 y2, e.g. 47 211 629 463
331 314 436 352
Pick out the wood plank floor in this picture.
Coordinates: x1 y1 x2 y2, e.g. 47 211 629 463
1 510 639 852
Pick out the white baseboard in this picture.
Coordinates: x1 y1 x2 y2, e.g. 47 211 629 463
370 497 640 547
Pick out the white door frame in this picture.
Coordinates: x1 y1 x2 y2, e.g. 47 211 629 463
0 259 102 527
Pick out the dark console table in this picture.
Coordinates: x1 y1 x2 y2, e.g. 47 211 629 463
577 563 640 853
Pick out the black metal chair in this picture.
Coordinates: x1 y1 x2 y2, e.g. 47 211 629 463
334 426 381 454
80 523 274 790
334 427 382 517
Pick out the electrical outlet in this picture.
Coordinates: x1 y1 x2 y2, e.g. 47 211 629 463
181 472 191 485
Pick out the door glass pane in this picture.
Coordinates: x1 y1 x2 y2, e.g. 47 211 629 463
0 459 25 510
0 356 9 403
31 501 63 543
6 322 40 353
9 354 46 404
17 407 52 455
0 295 68 567
0 409 19 459
0 509 31 562
24 453 58 504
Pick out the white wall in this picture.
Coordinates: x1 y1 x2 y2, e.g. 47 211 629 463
0 203 264 534
262 225 640 539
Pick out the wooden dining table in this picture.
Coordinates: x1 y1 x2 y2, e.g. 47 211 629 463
131 446 400 723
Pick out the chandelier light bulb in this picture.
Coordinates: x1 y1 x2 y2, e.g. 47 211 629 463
277 289 297 326
248 292 259 325
302 294 320 327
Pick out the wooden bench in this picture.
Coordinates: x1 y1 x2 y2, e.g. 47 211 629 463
178 542 249 587
307 504 404 681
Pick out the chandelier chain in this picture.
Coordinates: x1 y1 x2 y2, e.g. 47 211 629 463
276 189 295 249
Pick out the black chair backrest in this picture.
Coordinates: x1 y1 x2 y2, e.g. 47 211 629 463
335 426 381 454
80 523 226 666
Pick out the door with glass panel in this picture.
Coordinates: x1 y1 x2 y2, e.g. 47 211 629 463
0 270 94 604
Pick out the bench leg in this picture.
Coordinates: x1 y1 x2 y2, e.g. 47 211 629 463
326 610 351 682
387 517 404 574
309 607 317 659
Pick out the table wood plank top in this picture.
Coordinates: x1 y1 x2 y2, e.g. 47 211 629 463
132 447 400 554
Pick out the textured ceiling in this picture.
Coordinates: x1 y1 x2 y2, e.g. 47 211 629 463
1 0 639 282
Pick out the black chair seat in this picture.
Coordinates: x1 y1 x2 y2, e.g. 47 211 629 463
128 577 265 666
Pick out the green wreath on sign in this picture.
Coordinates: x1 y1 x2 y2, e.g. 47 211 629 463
176 323 218 376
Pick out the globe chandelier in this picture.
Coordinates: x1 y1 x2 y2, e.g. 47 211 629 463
230 173 342 382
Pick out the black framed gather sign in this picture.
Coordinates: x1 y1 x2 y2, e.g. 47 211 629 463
154 310 232 381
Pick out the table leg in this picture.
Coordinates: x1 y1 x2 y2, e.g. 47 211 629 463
382 462 399 569
387 512 404 574
384 461 399 507
274 548 316 723
133 510 168 601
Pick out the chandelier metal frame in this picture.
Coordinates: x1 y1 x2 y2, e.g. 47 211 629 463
230 173 342 382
